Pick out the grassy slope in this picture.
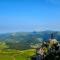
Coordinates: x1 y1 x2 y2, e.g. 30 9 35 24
0 49 36 60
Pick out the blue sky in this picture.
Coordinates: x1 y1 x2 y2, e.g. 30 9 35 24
0 0 60 33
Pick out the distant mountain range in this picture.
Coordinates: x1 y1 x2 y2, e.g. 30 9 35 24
0 31 60 50
0 31 60 41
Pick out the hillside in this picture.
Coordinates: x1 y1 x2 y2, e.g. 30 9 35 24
0 31 60 50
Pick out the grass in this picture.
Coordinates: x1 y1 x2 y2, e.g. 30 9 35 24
0 55 12 60
0 49 36 60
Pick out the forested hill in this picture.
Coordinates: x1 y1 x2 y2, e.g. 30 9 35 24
0 31 60 41
0 31 60 50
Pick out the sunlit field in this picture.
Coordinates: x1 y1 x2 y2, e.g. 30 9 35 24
0 49 35 60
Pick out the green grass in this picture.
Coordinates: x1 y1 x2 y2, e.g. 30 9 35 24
0 49 36 60
0 55 12 60
15 55 28 60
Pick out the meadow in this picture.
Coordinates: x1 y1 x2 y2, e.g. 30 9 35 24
0 49 36 60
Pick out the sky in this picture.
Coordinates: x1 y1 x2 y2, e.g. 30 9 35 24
0 0 60 33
